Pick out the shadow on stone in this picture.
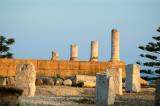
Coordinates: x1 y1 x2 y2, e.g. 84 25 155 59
0 85 23 106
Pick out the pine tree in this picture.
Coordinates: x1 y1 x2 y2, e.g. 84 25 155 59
0 35 15 58
137 27 160 75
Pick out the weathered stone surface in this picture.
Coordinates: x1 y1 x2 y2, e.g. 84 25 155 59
0 59 126 80
96 73 116 105
0 77 6 85
82 81 96 88
140 78 148 87
55 78 63 86
126 64 141 92
0 86 23 106
155 79 160 106
70 44 78 61
76 75 96 84
15 64 36 96
6 76 15 86
43 77 55 85
111 29 120 62
63 79 72 86
51 51 59 61
90 41 98 61
105 68 122 95
36 78 44 85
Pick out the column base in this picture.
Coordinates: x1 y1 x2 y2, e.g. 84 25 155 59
70 57 79 61
90 57 98 62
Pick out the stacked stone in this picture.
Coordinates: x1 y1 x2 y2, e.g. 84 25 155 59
126 64 141 92
96 73 116 105
90 41 98 61
70 44 78 61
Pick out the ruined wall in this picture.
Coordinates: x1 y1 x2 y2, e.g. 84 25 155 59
0 59 126 78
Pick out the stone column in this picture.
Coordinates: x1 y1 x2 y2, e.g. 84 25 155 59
70 44 78 61
126 64 141 92
51 51 59 61
96 73 116 105
111 29 120 62
90 41 98 61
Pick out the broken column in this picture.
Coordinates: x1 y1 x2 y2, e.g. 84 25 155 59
155 79 160 106
90 41 98 61
70 44 78 61
105 68 123 95
126 64 141 92
51 51 59 61
111 29 120 62
15 64 36 96
96 73 116 105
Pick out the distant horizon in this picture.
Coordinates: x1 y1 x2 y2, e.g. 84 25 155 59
0 0 160 64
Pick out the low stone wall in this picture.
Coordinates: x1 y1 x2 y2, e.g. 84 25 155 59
0 59 126 79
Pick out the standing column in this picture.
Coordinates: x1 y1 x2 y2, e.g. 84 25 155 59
111 29 120 62
90 41 98 61
51 51 59 61
70 44 78 61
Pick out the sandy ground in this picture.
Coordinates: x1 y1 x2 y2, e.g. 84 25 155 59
19 86 155 106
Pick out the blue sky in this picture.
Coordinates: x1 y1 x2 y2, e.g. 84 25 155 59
0 0 159 63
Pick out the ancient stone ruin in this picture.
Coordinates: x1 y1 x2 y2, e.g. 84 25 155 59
15 64 36 96
126 64 141 92
51 51 59 61
90 41 98 61
0 29 153 106
70 43 79 61
105 68 122 95
96 73 116 105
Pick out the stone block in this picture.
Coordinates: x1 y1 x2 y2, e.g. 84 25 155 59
63 79 72 86
126 64 141 92
76 75 96 84
55 78 63 86
82 81 96 88
96 73 116 105
6 76 15 86
15 64 36 96
105 68 122 95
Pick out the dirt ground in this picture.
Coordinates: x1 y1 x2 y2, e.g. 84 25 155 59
25 86 155 106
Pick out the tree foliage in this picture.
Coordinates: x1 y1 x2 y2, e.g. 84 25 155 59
0 35 15 58
137 27 160 74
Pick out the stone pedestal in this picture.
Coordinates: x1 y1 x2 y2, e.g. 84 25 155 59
105 68 123 95
51 51 59 61
15 64 36 96
96 73 116 105
70 44 78 61
155 79 160 106
111 29 120 62
90 41 98 61
126 64 141 92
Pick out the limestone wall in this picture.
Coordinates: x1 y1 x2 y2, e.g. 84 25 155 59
0 59 126 78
